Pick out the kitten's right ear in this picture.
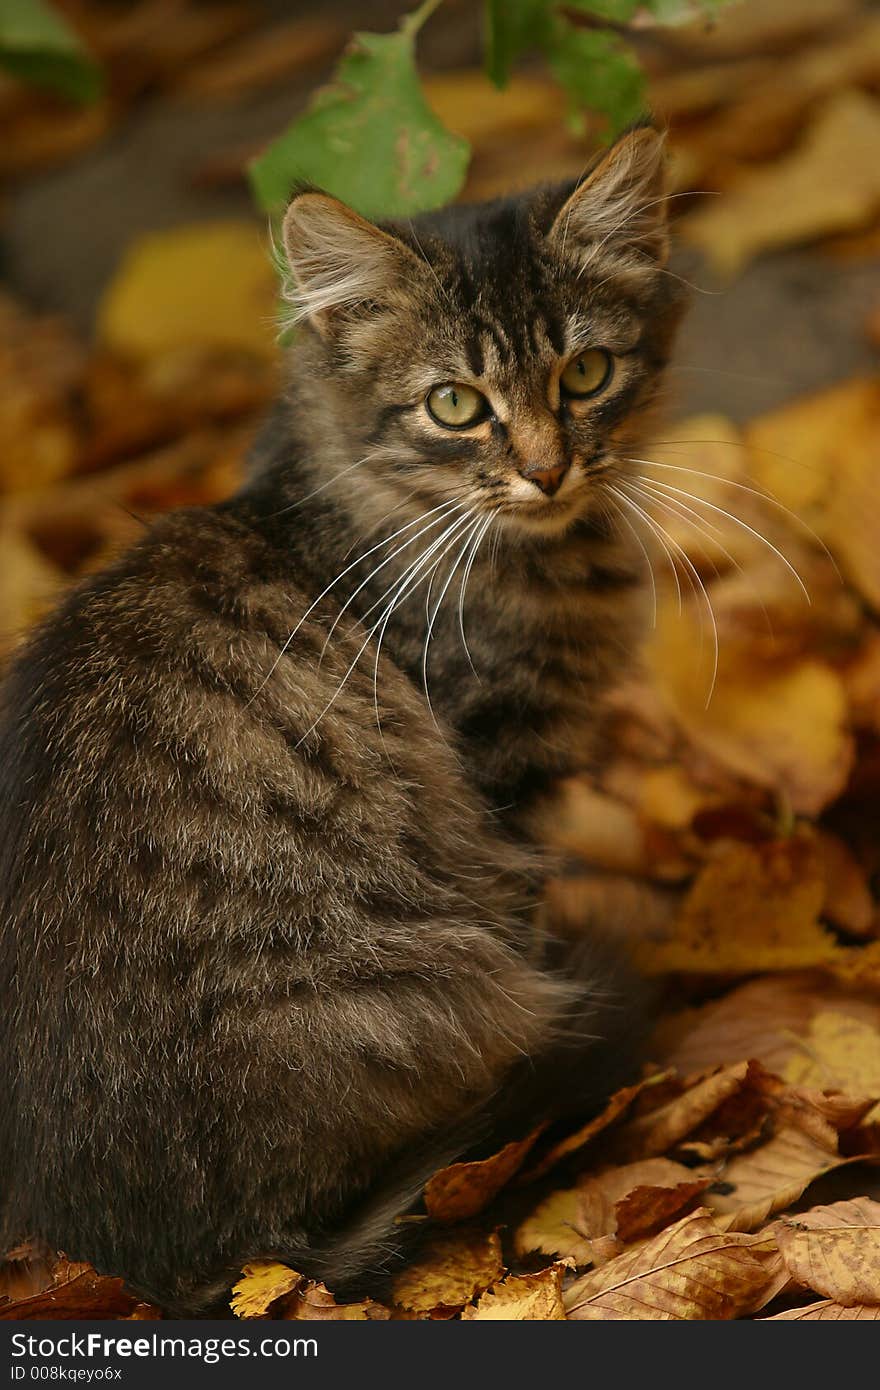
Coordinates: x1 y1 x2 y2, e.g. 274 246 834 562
281 191 418 337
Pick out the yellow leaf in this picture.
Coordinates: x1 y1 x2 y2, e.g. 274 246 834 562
98 222 278 362
637 837 842 977
391 1231 503 1315
462 1266 566 1321
681 91 880 273
647 602 852 817
514 1188 593 1268
230 1262 301 1319
783 1010 880 1121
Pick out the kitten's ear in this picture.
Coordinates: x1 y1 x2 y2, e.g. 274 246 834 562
548 127 669 268
281 191 419 336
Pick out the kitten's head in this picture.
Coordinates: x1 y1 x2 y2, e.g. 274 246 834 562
281 127 685 541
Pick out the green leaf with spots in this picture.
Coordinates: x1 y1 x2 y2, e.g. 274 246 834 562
0 0 102 102
249 27 470 219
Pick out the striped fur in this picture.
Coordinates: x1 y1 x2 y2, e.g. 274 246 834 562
0 129 685 1312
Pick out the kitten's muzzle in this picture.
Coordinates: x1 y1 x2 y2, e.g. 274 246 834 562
519 460 570 497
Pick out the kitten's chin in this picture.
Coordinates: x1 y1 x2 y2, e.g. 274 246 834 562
496 494 589 540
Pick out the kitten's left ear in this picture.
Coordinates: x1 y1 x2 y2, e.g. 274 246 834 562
548 126 670 268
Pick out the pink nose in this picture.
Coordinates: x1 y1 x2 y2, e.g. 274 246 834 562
520 461 570 496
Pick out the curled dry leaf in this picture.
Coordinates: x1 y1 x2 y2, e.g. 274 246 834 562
611 1062 753 1160
772 1198 880 1305
704 1110 853 1232
522 1072 671 1183
462 1266 566 1321
391 1230 504 1316
424 1127 543 1223
0 1258 142 1321
564 1208 773 1321
279 1281 390 1321
230 1261 302 1319
578 1158 707 1244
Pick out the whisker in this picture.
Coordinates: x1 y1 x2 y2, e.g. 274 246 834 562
628 467 811 602
245 498 461 707
457 512 494 679
631 478 774 640
320 502 470 659
628 453 839 577
609 483 683 617
620 482 720 704
604 491 658 628
421 515 483 722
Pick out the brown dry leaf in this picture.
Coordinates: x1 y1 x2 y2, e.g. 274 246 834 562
424 1127 543 1223
522 1073 671 1183
653 974 880 1081
514 1188 593 1268
704 1112 850 1232
564 1207 772 1320
578 1158 704 1243
425 72 566 145
637 836 845 977
230 1262 302 1319
462 1266 566 1321
279 1281 390 1321
98 222 278 362
764 1299 880 1320
176 18 343 100
615 1180 713 1244
682 91 880 273
391 1230 504 1315
0 1257 141 1321
772 1197 880 1305
613 1063 753 1161
539 779 648 874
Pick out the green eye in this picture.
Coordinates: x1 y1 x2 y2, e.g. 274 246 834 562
560 349 613 399
426 383 488 429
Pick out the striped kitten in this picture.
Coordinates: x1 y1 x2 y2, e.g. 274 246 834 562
0 127 685 1313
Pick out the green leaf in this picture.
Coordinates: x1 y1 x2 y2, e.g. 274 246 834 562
249 28 470 219
0 0 102 102
546 24 646 136
483 0 548 89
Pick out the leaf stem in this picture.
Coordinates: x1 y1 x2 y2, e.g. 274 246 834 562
400 0 445 41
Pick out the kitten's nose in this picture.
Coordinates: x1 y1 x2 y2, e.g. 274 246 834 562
520 461 570 496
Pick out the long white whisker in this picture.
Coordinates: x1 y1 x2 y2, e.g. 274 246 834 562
458 512 494 678
245 498 462 706
620 482 720 704
628 454 839 577
629 468 811 602
320 501 469 658
421 516 483 723
604 492 658 628
610 484 683 617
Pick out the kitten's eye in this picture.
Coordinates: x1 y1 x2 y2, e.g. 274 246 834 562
426 383 488 429
560 349 613 399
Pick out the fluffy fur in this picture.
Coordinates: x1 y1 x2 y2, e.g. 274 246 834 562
0 128 686 1313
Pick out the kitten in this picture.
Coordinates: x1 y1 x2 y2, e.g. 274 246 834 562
0 127 685 1314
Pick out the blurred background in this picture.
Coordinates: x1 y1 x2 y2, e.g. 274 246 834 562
1 0 880 954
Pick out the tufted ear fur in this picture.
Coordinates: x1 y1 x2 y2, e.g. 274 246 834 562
548 126 670 269
281 191 422 337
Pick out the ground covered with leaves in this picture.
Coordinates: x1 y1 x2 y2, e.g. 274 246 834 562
2 0 880 1322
